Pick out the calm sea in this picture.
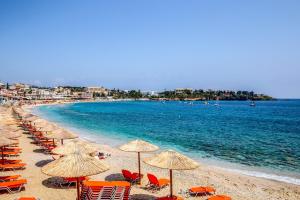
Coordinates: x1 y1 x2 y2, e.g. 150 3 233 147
34 100 300 185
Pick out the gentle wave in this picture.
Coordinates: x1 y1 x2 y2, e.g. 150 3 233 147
224 168 300 185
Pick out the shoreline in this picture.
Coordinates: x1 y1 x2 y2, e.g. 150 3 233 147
28 102 300 186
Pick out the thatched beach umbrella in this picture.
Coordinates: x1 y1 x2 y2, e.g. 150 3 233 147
45 128 78 144
33 120 53 130
24 115 39 122
0 136 14 164
20 113 34 119
0 125 21 133
119 139 159 182
32 118 48 125
52 140 98 155
0 120 18 126
144 150 199 197
42 151 109 200
39 123 60 132
0 130 22 139
35 123 60 146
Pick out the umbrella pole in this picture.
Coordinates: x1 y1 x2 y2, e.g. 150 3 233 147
1 147 4 164
170 169 173 198
52 138 55 146
61 139 63 145
138 152 141 184
76 177 80 200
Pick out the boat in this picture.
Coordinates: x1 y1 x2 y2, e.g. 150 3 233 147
250 101 256 107
214 98 220 106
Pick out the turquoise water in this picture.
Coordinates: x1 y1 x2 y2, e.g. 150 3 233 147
35 100 300 184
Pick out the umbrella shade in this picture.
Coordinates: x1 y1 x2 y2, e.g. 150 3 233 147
42 151 109 200
119 139 159 152
119 139 159 183
144 150 199 197
52 140 98 155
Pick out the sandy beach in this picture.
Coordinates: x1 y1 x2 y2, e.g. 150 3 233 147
0 104 300 200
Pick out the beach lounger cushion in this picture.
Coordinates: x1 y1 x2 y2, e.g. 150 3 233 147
208 195 231 200
0 179 27 193
189 186 216 195
0 175 21 182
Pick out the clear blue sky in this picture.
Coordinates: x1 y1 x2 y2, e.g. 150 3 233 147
0 0 299 98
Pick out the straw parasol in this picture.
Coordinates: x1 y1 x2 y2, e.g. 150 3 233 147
0 125 20 132
33 120 52 129
144 150 199 197
38 123 60 132
44 128 78 144
35 123 60 146
0 130 22 139
24 115 39 122
0 136 14 164
32 118 48 125
119 139 159 182
52 140 98 155
42 151 109 200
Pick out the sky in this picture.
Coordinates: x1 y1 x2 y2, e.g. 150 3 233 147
0 0 299 98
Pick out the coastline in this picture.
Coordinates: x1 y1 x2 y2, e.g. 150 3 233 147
1 102 299 199
29 102 300 186
23 102 300 199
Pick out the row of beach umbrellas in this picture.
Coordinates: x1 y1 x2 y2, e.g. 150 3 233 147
119 139 199 198
11 107 200 199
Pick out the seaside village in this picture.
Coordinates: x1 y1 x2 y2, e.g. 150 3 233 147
0 82 112 102
0 83 298 200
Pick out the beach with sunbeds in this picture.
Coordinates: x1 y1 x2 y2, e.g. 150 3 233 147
0 102 299 200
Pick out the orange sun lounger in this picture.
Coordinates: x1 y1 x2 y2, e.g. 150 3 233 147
189 186 216 196
2 151 21 156
156 196 184 200
0 175 21 182
2 159 23 164
208 195 231 200
81 181 131 200
0 179 27 193
4 147 22 151
0 163 26 171
15 197 40 200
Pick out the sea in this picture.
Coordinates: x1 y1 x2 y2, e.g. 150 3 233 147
33 100 300 185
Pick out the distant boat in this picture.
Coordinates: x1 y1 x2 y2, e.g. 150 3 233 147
204 101 209 105
214 101 220 106
250 101 256 107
